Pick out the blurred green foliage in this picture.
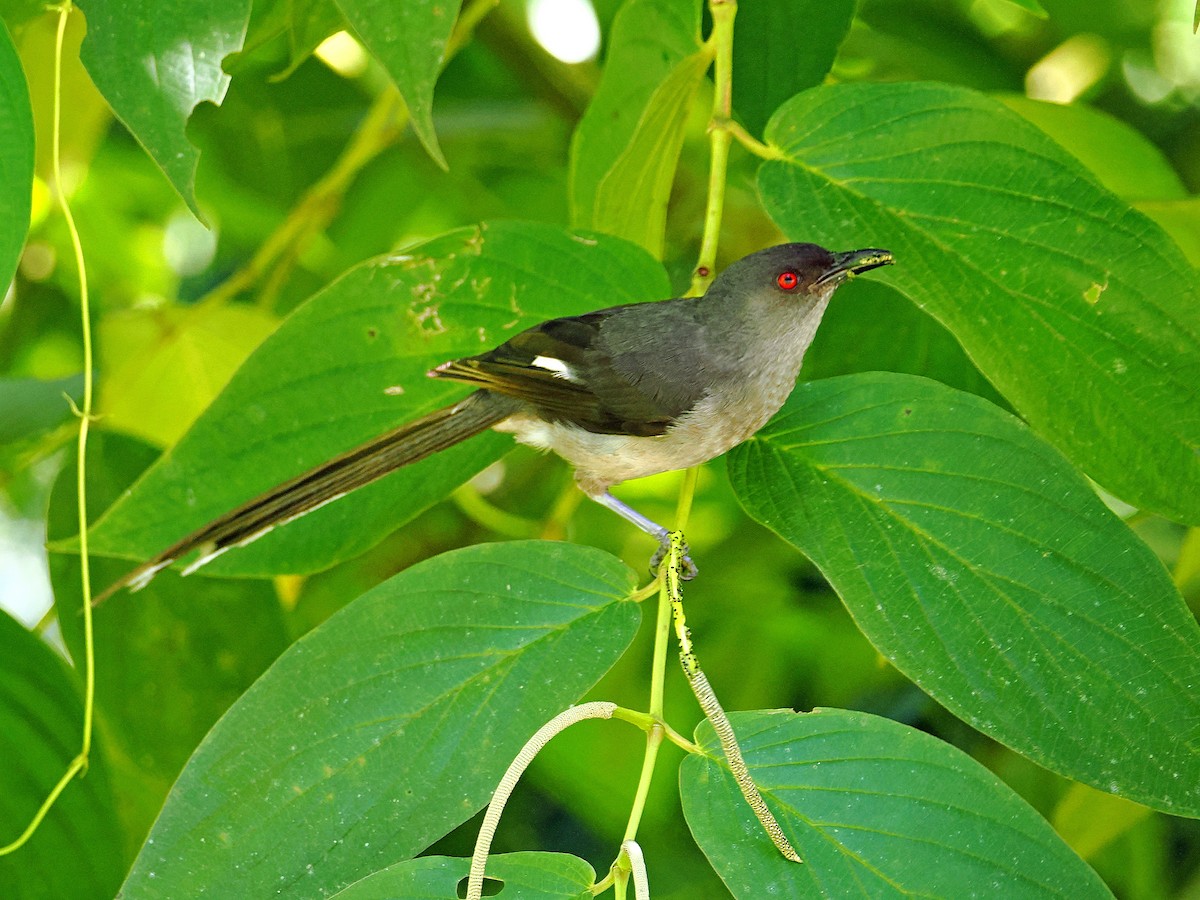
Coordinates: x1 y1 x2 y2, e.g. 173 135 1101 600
2 0 1200 896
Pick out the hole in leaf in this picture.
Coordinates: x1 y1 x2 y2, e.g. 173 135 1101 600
457 874 505 897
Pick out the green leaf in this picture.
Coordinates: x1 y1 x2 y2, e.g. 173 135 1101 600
570 0 701 229
0 611 126 897
75 0 251 219
333 0 461 168
330 853 594 899
48 431 290 856
590 50 709 257
727 374 1200 816
731 0 855 138
81 221 669 578
0 18 32 291
999 95 1187 202
120 541 639 898
759 81 1200 524
681 709 1110 898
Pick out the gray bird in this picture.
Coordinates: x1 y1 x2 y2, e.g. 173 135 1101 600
97 242 893 602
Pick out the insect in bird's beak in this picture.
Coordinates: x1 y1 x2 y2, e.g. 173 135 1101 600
817 248 895 286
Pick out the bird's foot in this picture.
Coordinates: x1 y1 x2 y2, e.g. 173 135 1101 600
650 539 698 581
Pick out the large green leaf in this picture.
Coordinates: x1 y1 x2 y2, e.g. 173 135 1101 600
76 0 251 218
682 709 1109 898
570 0 701 233
0 611 125 898
330 853 594 899
0 18 32 291
727 374 1200 815
80 221 668 578
759 81 1200 524
333 0 461 168
120 541 639 898
730 0 855 138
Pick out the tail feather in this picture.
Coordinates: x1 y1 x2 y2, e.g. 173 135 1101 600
95 390 518 604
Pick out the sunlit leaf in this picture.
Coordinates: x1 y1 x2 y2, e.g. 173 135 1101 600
98 301 279 447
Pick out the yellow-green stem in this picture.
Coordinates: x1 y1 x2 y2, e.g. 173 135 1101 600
689 0 738 296
1 0 96 857
199 0 498 310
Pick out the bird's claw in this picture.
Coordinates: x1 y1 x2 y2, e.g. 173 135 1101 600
650 540 698 581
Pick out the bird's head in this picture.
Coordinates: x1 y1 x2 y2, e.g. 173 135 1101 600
711 242 894 311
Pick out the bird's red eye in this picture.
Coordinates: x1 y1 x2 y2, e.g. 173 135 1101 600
777 271 800 291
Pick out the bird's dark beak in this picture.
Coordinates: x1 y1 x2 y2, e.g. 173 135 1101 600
817 248 894 286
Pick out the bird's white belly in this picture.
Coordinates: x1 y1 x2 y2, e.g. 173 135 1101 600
494 380 786 496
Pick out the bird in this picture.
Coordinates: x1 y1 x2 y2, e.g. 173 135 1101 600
95 242 893 603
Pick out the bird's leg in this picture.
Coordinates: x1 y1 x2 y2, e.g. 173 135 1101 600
592 491 698 580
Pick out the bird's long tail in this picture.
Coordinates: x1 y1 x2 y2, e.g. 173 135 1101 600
95 390 519 604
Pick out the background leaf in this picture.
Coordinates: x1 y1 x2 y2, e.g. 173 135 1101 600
681 709 1110 898
120 541 639 898
569 0 701 231
999 95 1187 202
0 374 83 444
800 278 1004 406
332 0 462 167
97 301 279 447
759 81 1200 524
81 221 669 577
728 373 1200 815
589 49 709 257
0 611 125 897
0 18 32 291
730 0 856 138
75 0 251 218
49 431 291 858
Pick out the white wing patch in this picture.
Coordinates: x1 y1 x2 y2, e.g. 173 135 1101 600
531 355 579 381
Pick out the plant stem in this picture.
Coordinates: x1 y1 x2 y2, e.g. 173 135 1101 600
1 0 96 856
688 0 738 297
198 0 498 310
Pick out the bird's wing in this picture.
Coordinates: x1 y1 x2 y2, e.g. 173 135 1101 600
431 303 712 437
